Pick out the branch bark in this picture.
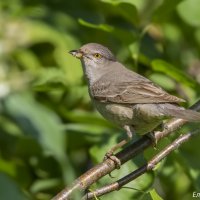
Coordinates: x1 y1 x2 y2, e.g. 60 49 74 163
52 100 200 200
83 129 200 199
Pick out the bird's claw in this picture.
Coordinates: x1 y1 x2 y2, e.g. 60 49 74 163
146 132 158 149
104 152 121 170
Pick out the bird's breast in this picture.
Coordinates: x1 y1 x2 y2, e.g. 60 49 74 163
93 100 134 126
93 101 165 135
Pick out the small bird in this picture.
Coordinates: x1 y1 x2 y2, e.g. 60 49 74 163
69 43 200 165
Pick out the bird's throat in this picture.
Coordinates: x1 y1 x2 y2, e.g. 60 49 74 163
81 61 104 85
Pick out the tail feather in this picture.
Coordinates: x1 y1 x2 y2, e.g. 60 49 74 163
164 108 200 122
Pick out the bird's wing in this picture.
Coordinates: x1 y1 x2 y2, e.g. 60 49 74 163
91 80 185 104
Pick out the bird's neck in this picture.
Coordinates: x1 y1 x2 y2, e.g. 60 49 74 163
81 61 106 86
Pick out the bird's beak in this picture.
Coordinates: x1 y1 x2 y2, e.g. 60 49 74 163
68 49 83 59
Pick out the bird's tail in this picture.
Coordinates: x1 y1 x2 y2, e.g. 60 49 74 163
164 105 200 122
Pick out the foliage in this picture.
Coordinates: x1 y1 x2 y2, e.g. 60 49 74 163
0 0 200 199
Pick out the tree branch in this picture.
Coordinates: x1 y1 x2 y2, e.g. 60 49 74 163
83 129 200 199
52 100 200 200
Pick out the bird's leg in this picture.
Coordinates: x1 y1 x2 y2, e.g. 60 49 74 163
146 132 157 149
104 125 134 169
146 122 169 148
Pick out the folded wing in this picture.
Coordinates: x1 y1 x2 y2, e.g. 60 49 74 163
91 79 185 104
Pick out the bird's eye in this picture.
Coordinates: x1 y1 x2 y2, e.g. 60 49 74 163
93 53 102 58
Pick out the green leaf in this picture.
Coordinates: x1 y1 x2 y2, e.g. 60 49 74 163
151 60 200 89
195 28 200 46
24 21 82 85
153 0 183 22
149 189 163 200
78 19 114 32
30 179 60 193
100 0 143 12
3 92 75 184
33 67 67 91
78 19 137 44
177 0 200 27
15 49 42 71
4 93 65 158
0 173 27 200
100 0 139 25
63 123 111 136
0 159 17 177
149 73 176 90
63 109 114 128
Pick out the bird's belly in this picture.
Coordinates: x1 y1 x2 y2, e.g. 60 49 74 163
94 101 164 135
94 101 133 126
132 104 166 134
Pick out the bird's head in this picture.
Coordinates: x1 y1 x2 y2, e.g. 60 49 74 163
69 43 116 66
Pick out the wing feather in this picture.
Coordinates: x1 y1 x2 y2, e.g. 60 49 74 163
91 80 185 104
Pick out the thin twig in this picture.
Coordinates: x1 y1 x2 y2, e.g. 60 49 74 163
52 100 200 200
83 129 200 199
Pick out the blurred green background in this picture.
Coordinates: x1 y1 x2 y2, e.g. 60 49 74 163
1 0 200 199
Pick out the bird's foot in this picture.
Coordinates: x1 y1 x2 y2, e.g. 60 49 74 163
103 138 129 170
104 151 121 169
163 123 170 131
102 127 133 172
104 151 121 178
146 132 158 150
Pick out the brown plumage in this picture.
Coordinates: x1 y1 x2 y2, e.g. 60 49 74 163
69 43 200 137
91 65 185 104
